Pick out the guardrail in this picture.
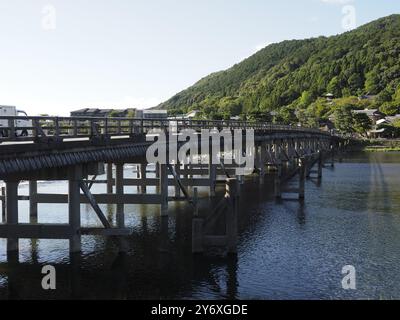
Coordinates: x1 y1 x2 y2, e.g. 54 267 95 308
0 116 330 143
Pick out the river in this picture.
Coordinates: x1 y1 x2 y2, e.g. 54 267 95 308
1 152 400 299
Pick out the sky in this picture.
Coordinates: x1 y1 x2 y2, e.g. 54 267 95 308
0 0 399 116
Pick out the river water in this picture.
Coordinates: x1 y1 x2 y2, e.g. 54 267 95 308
0 152 400 300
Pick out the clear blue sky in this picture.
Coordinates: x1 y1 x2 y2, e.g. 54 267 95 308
0 0 399 115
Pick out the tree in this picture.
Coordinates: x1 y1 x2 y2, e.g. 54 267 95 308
299 90 314 106
333 105 354 134
376 86 394 104
393 85 400 102
125 109 136 118
364 69 381 94
393 119 400 128
327 77 341 97
352 113 372 137
380 102 399 116
109 110 120 117
348 73 364 94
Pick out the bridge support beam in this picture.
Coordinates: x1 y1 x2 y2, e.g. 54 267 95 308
1 186 5 223
6 181 19 253
174 164 181 198
258 143 266 185
192 217 204 254
68 173 81 253
192 178 238 254
140 163 147 194
107 163 113 194
318 151 323 180
299 158 306 200
208 147 217 197
116 163 125 228
29 181 38 221
274 162 282 199
160 163 168 217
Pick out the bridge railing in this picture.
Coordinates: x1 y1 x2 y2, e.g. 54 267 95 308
0 116 329 142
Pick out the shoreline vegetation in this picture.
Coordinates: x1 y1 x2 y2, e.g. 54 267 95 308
351 139 400 152
364 146 400 152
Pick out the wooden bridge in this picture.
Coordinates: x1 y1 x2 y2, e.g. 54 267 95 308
0 115 343 258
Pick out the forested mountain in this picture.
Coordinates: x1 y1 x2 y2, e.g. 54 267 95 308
158 15 400 126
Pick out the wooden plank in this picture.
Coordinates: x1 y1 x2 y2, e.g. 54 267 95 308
80 227 132 236
35 193 163 204
0 224 73 239
79 181 111 229
167 164 194 207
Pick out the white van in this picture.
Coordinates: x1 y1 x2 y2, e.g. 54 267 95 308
0 105 32 137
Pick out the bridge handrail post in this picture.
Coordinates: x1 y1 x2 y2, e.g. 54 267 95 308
72 118 78 137
54 117 60 138
103 118 108 136
8 118 15 140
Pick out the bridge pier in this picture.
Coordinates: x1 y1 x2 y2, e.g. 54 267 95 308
107 163 113 194
6 180 19 253
116 163 125 228
192 178 239 254
299 158 306 199
318 151 323 180
209 155 217 197
140 163 147 194
258 143 267 184
160 163 169 217
69 176 81 253
29 181 38 221
174 163 181 198
1 186 5 222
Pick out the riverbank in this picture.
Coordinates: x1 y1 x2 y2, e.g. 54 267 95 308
364 146 400 152
347 139 400 152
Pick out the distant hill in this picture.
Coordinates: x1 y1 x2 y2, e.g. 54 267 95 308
158 14 400 122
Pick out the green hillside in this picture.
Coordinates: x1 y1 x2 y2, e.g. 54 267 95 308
158 14 400 127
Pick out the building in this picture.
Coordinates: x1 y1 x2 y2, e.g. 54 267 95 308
168 110 199 120
386 114 400 124
185 110 199 119
70 108 136 118
352 109 384 124
325 93 335 101
135 109 168 119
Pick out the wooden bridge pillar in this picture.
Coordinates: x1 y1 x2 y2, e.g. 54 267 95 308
5 181 19 253
1 186 5 222
299 158 306 200
273 142 282 199
274 162 282 199
258 143 266 184
318 151 323 179
159 163 168 216
174 164 181 198
140 163 147 193
116 163 125 228
106 163 113 194
192 217 204 254
29 181 38 221
68 173 81 253
209 161 217 197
